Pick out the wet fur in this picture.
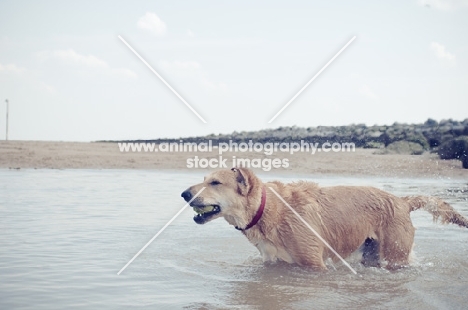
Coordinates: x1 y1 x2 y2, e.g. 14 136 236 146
182 168 468 271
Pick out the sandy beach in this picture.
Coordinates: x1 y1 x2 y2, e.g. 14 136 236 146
1 140 467 178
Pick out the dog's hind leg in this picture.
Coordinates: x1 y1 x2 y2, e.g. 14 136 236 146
381 223 415 270
361 238 381 267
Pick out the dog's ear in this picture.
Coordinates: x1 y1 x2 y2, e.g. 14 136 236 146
231 167 252 196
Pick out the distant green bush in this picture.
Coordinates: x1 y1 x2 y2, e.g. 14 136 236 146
406 133 430 150
390 141 424 155
438 136 468 169
363 141 384 149
378 141 424 155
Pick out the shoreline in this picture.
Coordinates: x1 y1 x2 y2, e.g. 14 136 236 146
1 140 467 179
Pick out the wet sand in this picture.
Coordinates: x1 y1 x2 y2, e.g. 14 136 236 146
1 140 467 178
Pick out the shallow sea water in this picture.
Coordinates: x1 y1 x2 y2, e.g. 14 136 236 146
1 169 467 309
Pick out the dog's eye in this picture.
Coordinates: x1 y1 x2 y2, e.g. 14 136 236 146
210 180 221 186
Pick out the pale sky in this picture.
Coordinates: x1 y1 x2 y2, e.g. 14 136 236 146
0 0 467 141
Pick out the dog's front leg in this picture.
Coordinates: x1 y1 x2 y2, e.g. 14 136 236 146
256 240 278 263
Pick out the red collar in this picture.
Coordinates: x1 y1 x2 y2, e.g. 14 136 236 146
235 186 266 231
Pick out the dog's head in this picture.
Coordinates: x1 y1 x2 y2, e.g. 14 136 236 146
181 167 260 226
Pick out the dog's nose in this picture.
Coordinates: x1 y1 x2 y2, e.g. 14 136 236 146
181 189 192 202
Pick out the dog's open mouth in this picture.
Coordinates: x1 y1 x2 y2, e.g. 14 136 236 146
192 205 221 224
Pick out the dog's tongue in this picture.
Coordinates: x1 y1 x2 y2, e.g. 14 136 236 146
193 205 215 214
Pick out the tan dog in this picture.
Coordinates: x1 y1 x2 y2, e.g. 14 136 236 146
181 168 468 270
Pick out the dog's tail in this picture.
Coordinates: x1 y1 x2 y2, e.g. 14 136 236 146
403 196 468 228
